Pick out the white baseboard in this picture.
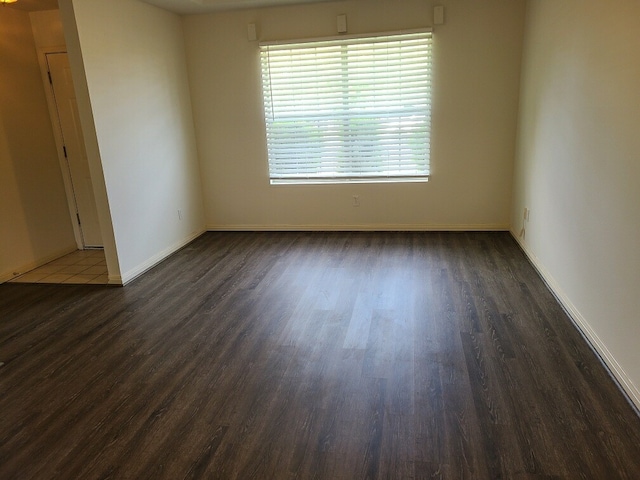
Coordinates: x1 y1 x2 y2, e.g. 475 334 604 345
115 229 206 286
206 223 510 232
511 230 640 412
0 245 78 284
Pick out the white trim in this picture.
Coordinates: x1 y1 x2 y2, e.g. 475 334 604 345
0 245 78 284
114 230 206 286
270 176 429 185
511 231 640 413
207 223 509 232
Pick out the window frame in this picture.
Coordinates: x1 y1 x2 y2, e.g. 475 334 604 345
259 29 433 185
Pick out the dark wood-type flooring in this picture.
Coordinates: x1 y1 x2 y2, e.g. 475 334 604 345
1 232 639 479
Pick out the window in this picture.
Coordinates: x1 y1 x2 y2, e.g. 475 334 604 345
260 30 433 184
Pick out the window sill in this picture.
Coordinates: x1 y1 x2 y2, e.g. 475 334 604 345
270 177 429 186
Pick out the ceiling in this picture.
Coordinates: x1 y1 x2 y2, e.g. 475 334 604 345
140 0 339 15
2 0 58 12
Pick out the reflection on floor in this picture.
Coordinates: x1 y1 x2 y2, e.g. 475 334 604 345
9 249 108 285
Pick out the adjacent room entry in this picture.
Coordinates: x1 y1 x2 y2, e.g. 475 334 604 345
45 52 102 248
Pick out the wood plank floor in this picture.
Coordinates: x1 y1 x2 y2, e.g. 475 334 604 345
1 232 639 479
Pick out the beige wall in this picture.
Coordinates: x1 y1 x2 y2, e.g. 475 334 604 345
60 0 205 283
0 7 76 282
512 0 640 407
30 9 66 48
184 0 526 230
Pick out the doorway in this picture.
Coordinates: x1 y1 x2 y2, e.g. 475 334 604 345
45 52 102 248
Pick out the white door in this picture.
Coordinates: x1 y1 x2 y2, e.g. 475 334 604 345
46 52 102 248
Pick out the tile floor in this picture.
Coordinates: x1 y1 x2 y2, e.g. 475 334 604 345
9 249 108 285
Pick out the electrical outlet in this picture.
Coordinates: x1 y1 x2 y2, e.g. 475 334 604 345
352 195 360 207
178 209 183 220
523 207 530 221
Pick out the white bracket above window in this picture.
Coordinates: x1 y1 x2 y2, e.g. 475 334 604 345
337 14 347 34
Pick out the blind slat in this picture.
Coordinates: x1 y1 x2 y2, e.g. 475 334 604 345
260 30 432 183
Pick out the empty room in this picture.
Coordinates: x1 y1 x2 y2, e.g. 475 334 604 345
1 0 639 478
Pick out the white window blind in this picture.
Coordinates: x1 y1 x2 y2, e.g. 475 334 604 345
260 30 432 184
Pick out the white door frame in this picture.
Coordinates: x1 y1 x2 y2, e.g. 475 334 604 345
37 46 86 250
